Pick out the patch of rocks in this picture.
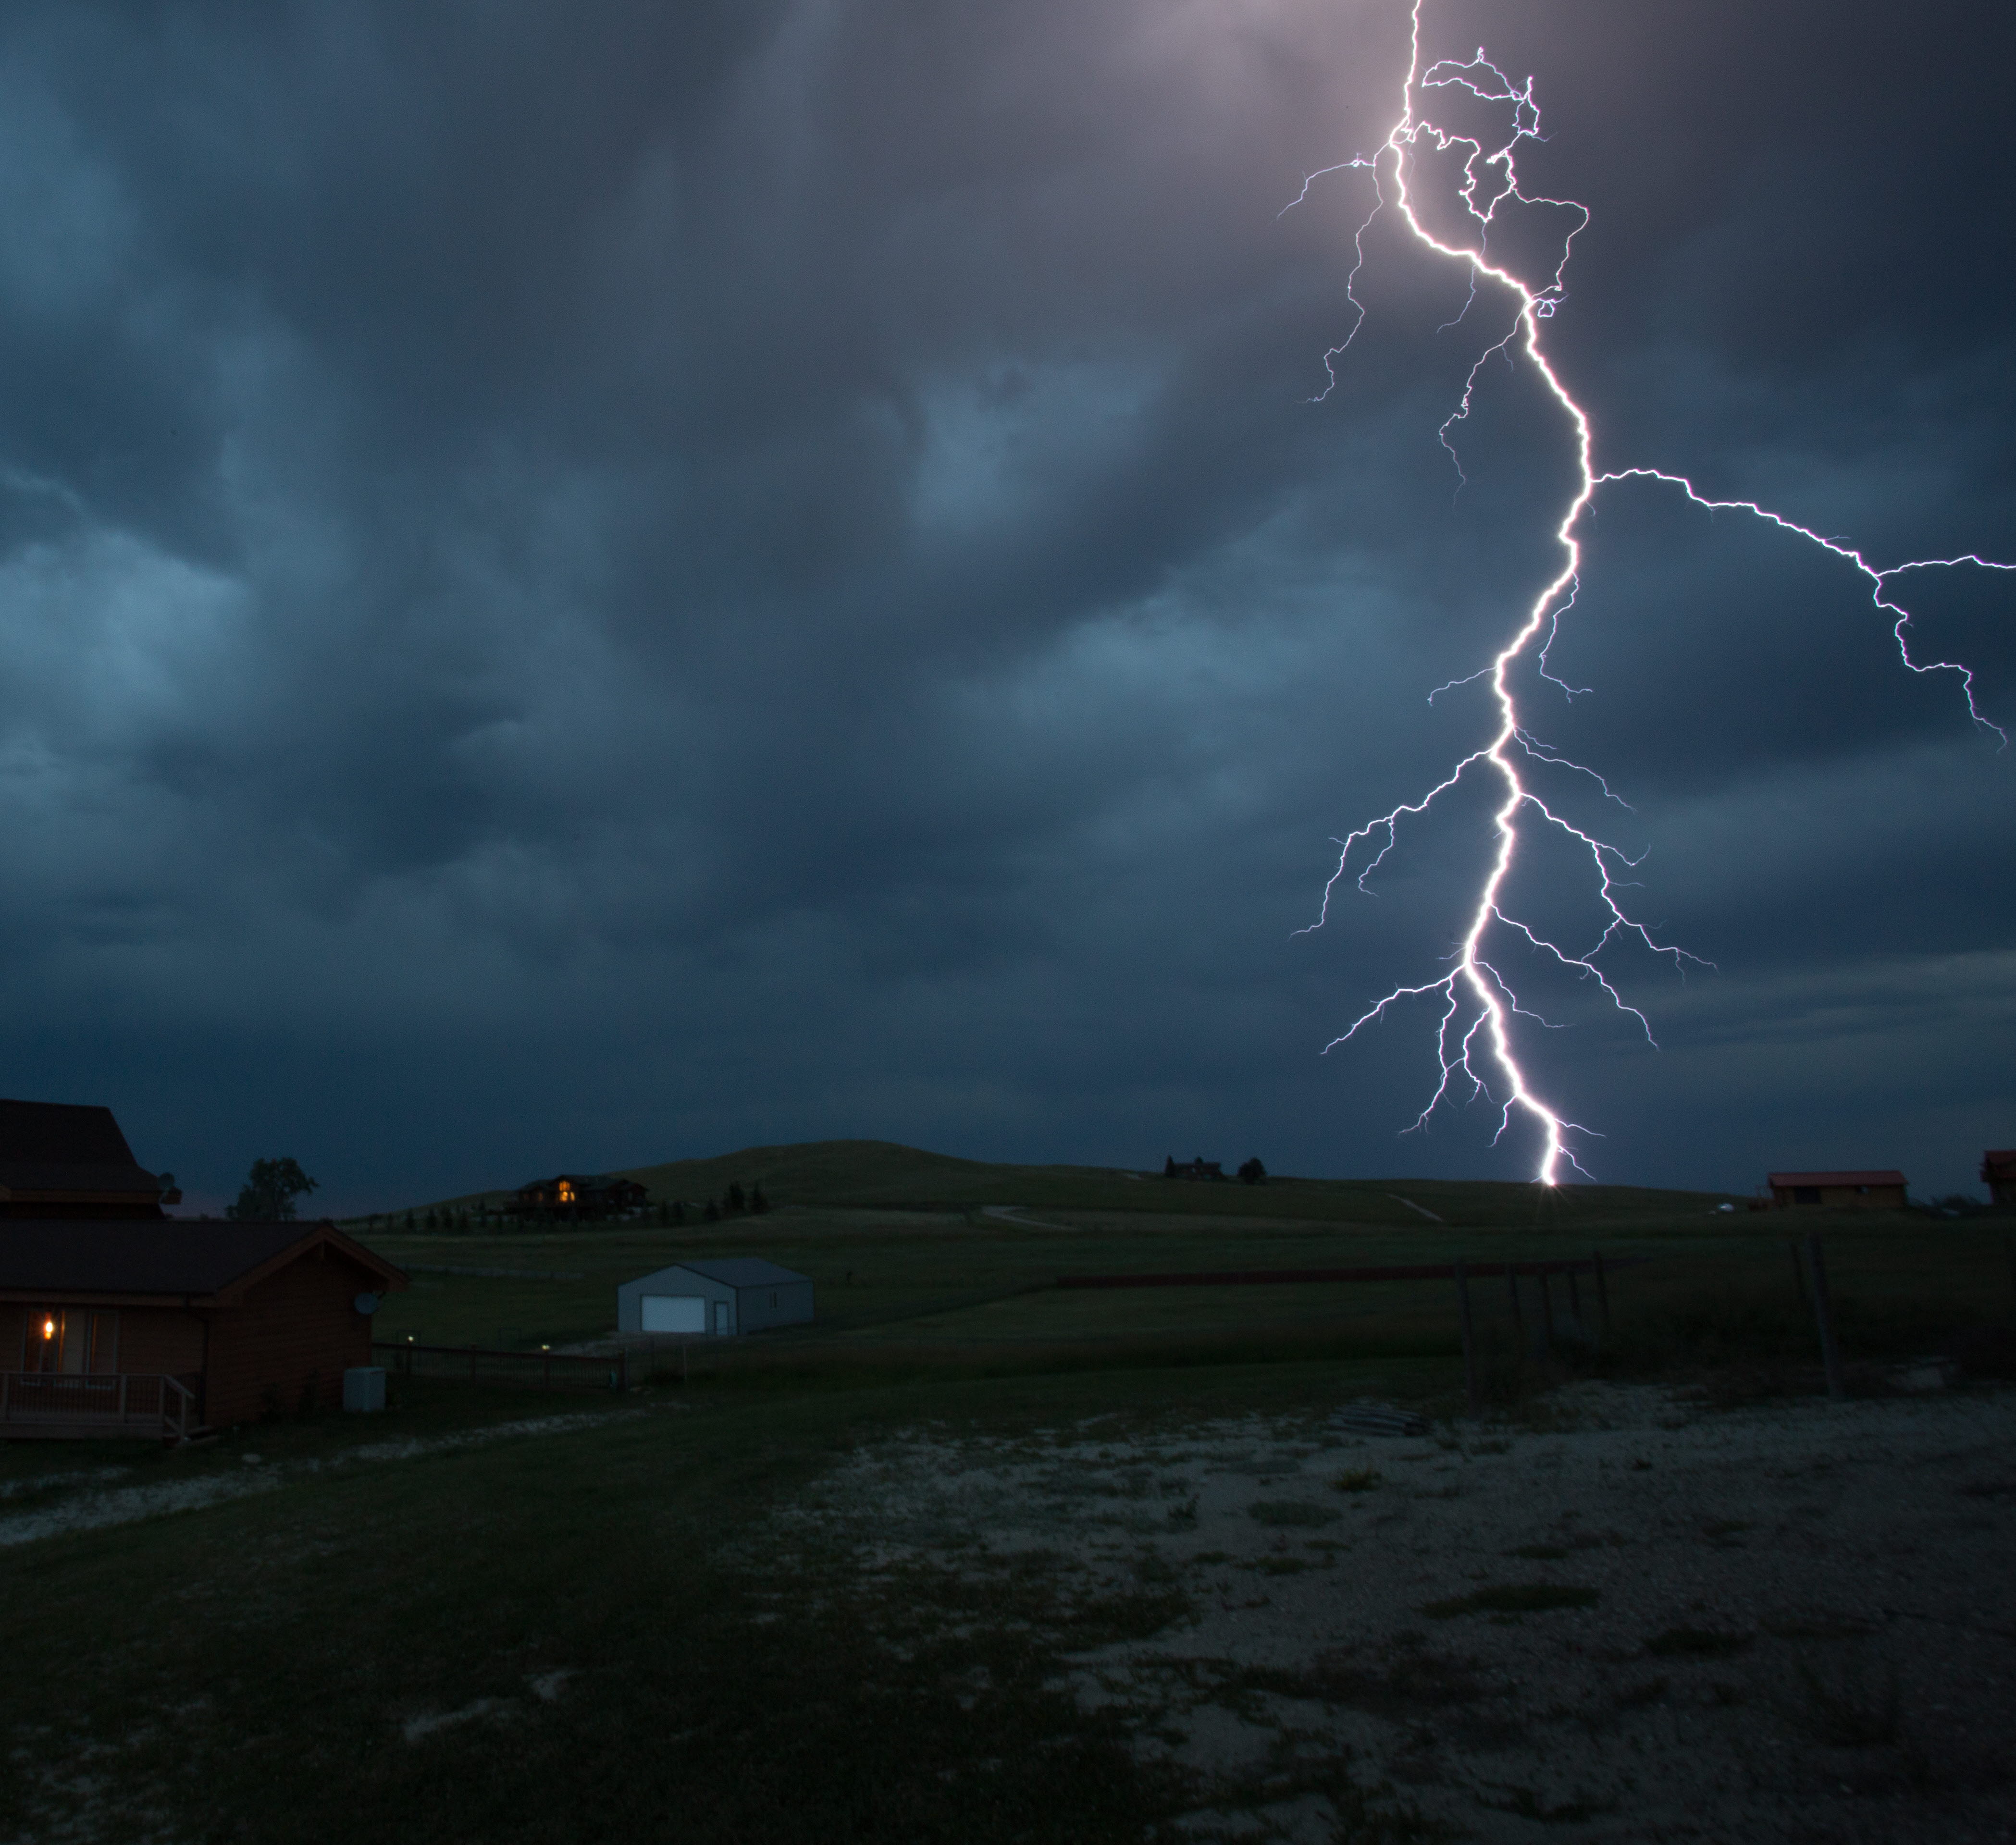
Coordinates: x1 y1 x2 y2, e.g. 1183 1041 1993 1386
782 1385 2016 1843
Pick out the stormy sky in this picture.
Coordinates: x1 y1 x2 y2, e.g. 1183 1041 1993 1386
0 0 2009 1214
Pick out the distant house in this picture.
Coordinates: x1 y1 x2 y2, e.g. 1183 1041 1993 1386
0 1100 167 1219
616 1258 813 1337
1163 1157 1225 1182
1767 1170 1908 1210
0 1219 406 1439
1983 1151 2016 1208
508 1174 650 1221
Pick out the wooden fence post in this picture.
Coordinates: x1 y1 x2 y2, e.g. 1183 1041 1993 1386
1805 1231 1844 1400
1537 1269 1555 1349
1506 1264 1524 1345
1567 1267 1583 1335
1455 1261 1479 1416
1593 1251 1610 1335
1790 1239 1808 1307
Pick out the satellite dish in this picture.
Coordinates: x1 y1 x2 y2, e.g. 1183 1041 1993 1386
353 1292 381 1316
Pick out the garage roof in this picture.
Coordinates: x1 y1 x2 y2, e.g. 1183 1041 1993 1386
675 1257 810 1288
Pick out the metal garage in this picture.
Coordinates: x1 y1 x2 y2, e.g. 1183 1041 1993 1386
616 1257 814 1336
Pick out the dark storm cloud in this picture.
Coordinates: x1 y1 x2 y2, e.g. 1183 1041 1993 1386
0 0 2008 1209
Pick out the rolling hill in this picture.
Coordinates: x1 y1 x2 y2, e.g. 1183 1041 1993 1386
396 1138 1738 1230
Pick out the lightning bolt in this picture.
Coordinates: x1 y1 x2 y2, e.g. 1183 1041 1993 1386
1291 3 2010 1185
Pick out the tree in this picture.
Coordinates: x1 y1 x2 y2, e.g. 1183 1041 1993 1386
726 1181 747 1214
1164 1155 1177 1178
226 1157 319 1221
704 1198 721 1223
1237 1157 1267 1186
749 1183 769 1215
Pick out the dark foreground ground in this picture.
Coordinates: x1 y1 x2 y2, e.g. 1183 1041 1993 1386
2 1205 2011 1843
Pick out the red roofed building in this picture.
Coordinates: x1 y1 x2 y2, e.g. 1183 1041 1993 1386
1982 1151 2016 1208
1767 1170 1908 1210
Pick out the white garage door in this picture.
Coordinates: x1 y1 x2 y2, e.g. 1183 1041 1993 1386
641 1295 707 1333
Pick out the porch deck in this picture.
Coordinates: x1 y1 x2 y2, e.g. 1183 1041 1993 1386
0 1372 199 1443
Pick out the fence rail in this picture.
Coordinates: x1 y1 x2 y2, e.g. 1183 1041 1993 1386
0 1372 196 1442
372 1342 627 1391
1057 1255 1644 1290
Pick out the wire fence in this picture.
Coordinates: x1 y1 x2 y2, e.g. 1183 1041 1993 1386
372 1341 627 1391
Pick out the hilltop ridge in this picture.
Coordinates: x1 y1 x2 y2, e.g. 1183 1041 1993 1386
393 1137 1736 1229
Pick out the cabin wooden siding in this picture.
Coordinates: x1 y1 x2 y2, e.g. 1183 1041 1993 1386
3 1300 202 1375
106 1310 206 1379
202 1246 378 1426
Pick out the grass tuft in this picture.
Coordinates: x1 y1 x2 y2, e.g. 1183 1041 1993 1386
1247 1499 1339 1528
1797 1659 1903 1748
1645 1627 1752 1659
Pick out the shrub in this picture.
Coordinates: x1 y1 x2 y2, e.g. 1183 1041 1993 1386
1248 1499 1339 1528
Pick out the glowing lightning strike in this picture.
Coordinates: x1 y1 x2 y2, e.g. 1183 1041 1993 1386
1291 3 2012 1186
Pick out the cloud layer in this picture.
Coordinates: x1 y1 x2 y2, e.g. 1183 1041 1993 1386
0 0 2009 1209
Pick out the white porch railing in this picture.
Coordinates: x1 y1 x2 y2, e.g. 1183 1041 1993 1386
0 1372 198 1442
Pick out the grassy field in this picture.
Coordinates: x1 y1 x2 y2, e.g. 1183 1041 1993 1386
3 1151 2010 1841
361 1183 2015 1400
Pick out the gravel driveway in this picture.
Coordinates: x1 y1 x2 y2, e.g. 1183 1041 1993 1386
787 1382 2016 1842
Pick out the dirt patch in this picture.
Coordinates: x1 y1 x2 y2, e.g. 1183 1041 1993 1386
780 1384 2016 1841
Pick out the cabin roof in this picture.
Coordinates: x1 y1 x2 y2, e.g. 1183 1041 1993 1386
0 1220 405 1303
0 1099 160 1193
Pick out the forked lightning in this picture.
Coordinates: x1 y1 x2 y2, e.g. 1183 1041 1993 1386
1291 2 2009 1184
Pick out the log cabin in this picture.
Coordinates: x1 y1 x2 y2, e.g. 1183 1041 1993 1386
508 1174 650 1220
0 1219 407 1441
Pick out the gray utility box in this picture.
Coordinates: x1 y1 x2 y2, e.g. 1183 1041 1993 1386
342 1366 387 1413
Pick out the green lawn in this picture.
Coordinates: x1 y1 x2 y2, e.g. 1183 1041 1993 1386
0 1359 1429 1845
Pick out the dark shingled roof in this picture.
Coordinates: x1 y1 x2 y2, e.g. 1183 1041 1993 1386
0 1220 403 1299
0 1099 160 1194
673 1257 811 1288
